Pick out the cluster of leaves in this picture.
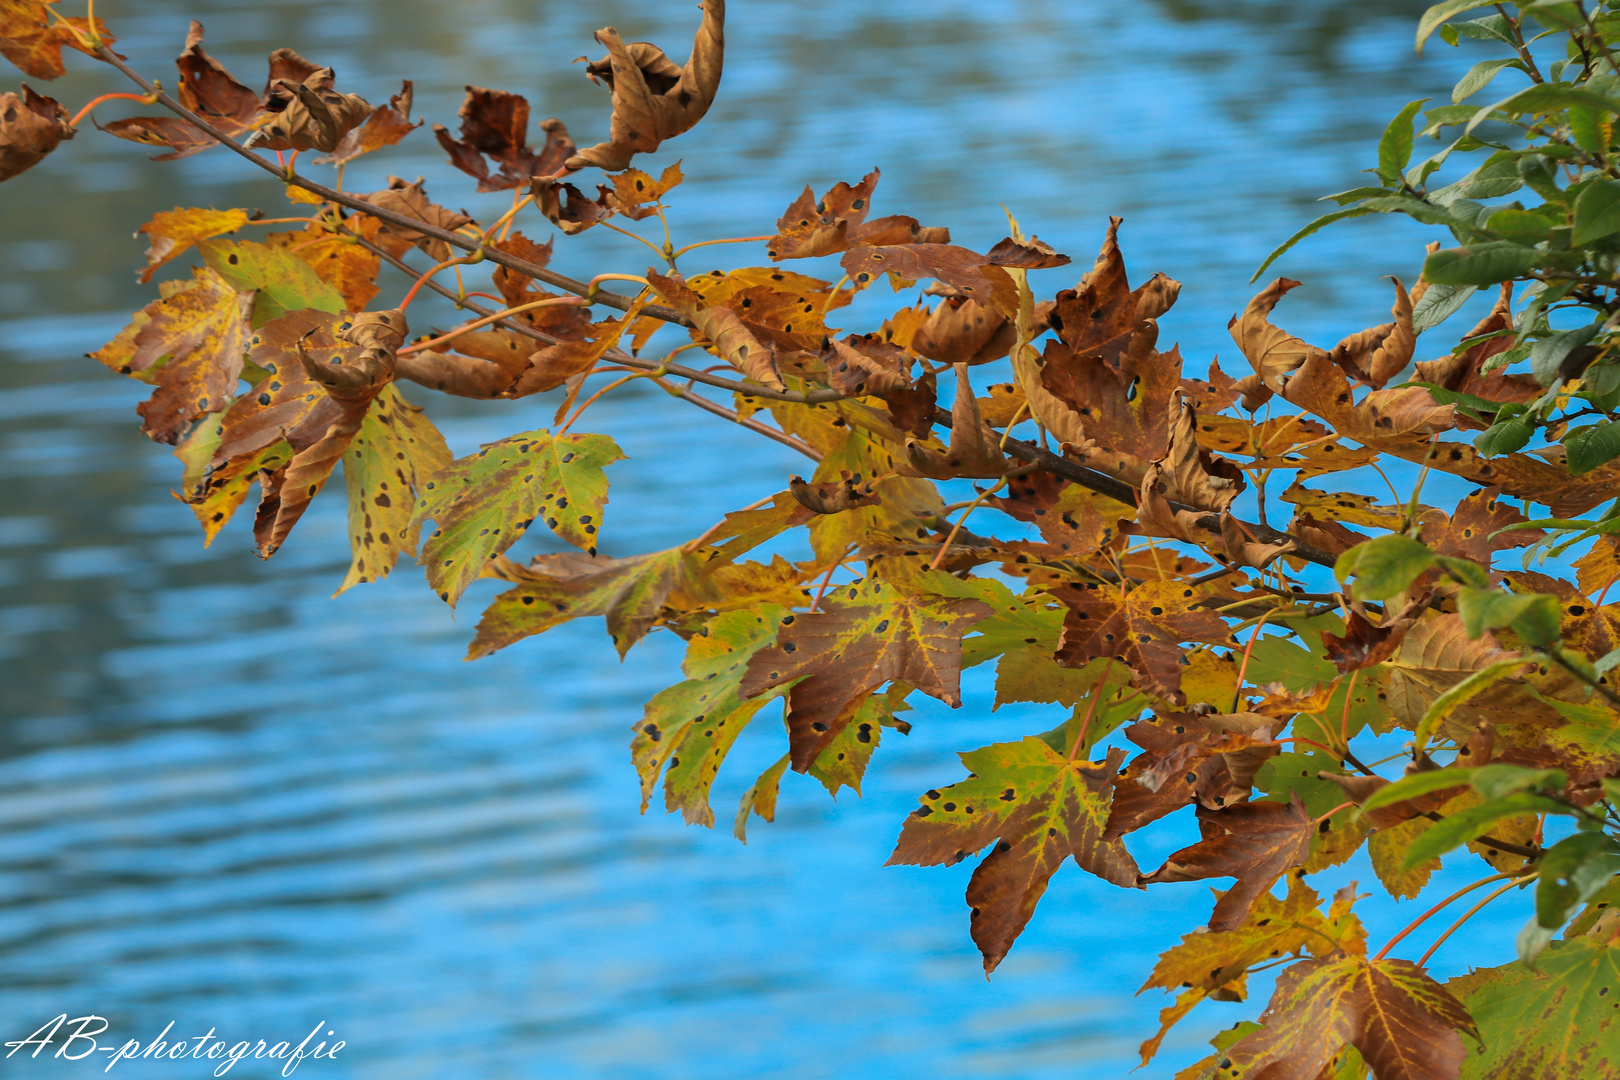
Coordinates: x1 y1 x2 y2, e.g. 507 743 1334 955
10 0 1620 1075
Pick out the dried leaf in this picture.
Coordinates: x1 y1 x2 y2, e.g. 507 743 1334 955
603 160 683 218
135 206 249 283
433 86 572 190
315 79 420 166
888 740 1138 972
903 364 1010 479
842 244 1015 317
246 64 372 153
1 0 114 80
1329 278 1416 389
0 81 68 181
788 471 880 514
1054 579 1233 703
648 269 783 390
361 176 474 261
567 0 725 172
766 169 950 261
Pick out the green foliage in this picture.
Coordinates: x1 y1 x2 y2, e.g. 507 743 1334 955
19 1 1620 1076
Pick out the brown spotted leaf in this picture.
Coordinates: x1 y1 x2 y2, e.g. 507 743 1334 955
433 85 572 190
0 82 68 181
1221 957 1474 1080
841 244 1015 317
361 176 474 261
648 269 783 390
1 0 114 80
1140 793 1314 931
315 79 421 166
246 63 371 153
766 169 949 261
567 0 724 172
412 428 625 606
888 739 1139 972
739 577 990 770
1053 579 1232 703
135 206 249 283
1329 277 1416 390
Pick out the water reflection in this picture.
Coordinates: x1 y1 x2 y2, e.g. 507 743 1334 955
0 3 1529 1078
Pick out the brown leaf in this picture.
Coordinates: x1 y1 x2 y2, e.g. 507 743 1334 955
602 160 683 218
505 294 648 397
567 0 724 172
209 308 401 556
1141 793 1314 931
1411 282 1541 416
841 244 1015 317
822 335 911 396
648 269 784 390
984 235 1071 270
902 364 1010 480
360 176 474 261
766 168 950 261
434 86 573 191
738 577 991 770
1423 486 1543 565
1229 277 1331 395
788 471 881 515
987 470 1132 558
1329 277 1416 389
314 80 420 166
0 81 68 181
1 1 115 80
1053 579 1232 703
1221 957 1474 1080
1322 604 1422 675
911 296 1016 366
246 63 371 153
530 174 613 235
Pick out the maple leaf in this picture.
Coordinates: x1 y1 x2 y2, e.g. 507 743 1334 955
0 0 112 81
135 206 249 283
911 296 1016 366
738 577 990 770
89 266 253 444
806 688 900 798
1411 282 1541 413
336 385 450 593
1450 934 1620 1080
1141 794 1314 931
260 228 381 315
360 177 474 262
1384 614 1537 738
198 238 346 326
1328 277 1416 389
787 472 881 515
204 308 404 557
733 753 792 843
1574 536 1620 596
0 81 69 182
700 491 815 562
1221 957 1475 1080
314 80 421 166
433 86 572 191
960 583 1137 710
902 364 1011 480
841 243 1016 317
602 161 683 219
1104 712 1278 840
245 63 371 153
412 428 625 606
470 548 694 659
766 169 950 261
633 605 790 825
566 0 724 172
986 470 1132 558
504 294 649 398
888 739 1139 972
1422 486 1543 565
647 270 783 391
104 22 260 160
1053 579 1233 703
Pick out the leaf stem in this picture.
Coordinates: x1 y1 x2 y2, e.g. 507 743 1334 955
1231 607 1277 712
397 296 591 356
930 479 1007 570
68 91 155 128
398 252 485 311
1373 872 1515 962
1416 875 1536 967
671 235 775 258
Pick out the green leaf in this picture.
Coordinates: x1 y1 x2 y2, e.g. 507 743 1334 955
733 753 791 843
1453 58 1522 103
1417 0 1498 52
1513 592 1564 648
1404 791 1569 868
1571 105 1616 156
1475 417 1534 456
1359 768 1477 819
1423 241 1539 286
1531 322 1604 387
1250 207 1376 283
1467 83 1620 136
635 606 791 825
1536 832 1620 930
1575 180 1620 245
1335 534 1436 601
1472 763 1569 802
1453 935 1620 1078
199 239 345 327
1565 421 1620 475
337 385 451 594
413 429 626 606
1457 586 1541 638
1377 99 1429 184
1411 283 1477 333
1486 207 1554 245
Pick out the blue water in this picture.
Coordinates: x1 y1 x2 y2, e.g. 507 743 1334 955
0 2 1539 1077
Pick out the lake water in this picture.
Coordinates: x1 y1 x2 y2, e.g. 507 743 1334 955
0 2 1536 1077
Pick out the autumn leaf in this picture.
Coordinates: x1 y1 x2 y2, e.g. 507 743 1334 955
807 688 898 797
911 296 1016 366
136 206 249 283
1219 957 1474 1080
261 228 381 315
1329 277 1416 389
1053 579 1233 703
567 0 725 172
0 81 69 182
733 753 792 843
739 577 990 770
1422 486 1543 565
433 86 572 191
336 385 450 593
960 583 1135 709
506 294 649 397
360 176 475 262
1141 793 1315 931
603 161 683 218
890 739 1138 971
245 63 372 153
766 169 950 261
788 472 881 515
0 0 113 81
647 270 783 391
471 548 695 659
314 80 421 166
412 428 625 606
89 265 253 444
634 605 790 825
199 238 346 326
841 244 1016 317
104 22 259 160
1450 935 1620 1080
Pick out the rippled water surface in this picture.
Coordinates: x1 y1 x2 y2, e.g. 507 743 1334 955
1 2 1535 1077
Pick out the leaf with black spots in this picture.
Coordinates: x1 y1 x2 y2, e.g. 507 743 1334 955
433 85 571 190
413 428 625 606
1141 793 1315 931
1053 579 1232 703
739 577 989 770
888 739 1139 972
336 385 450 593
